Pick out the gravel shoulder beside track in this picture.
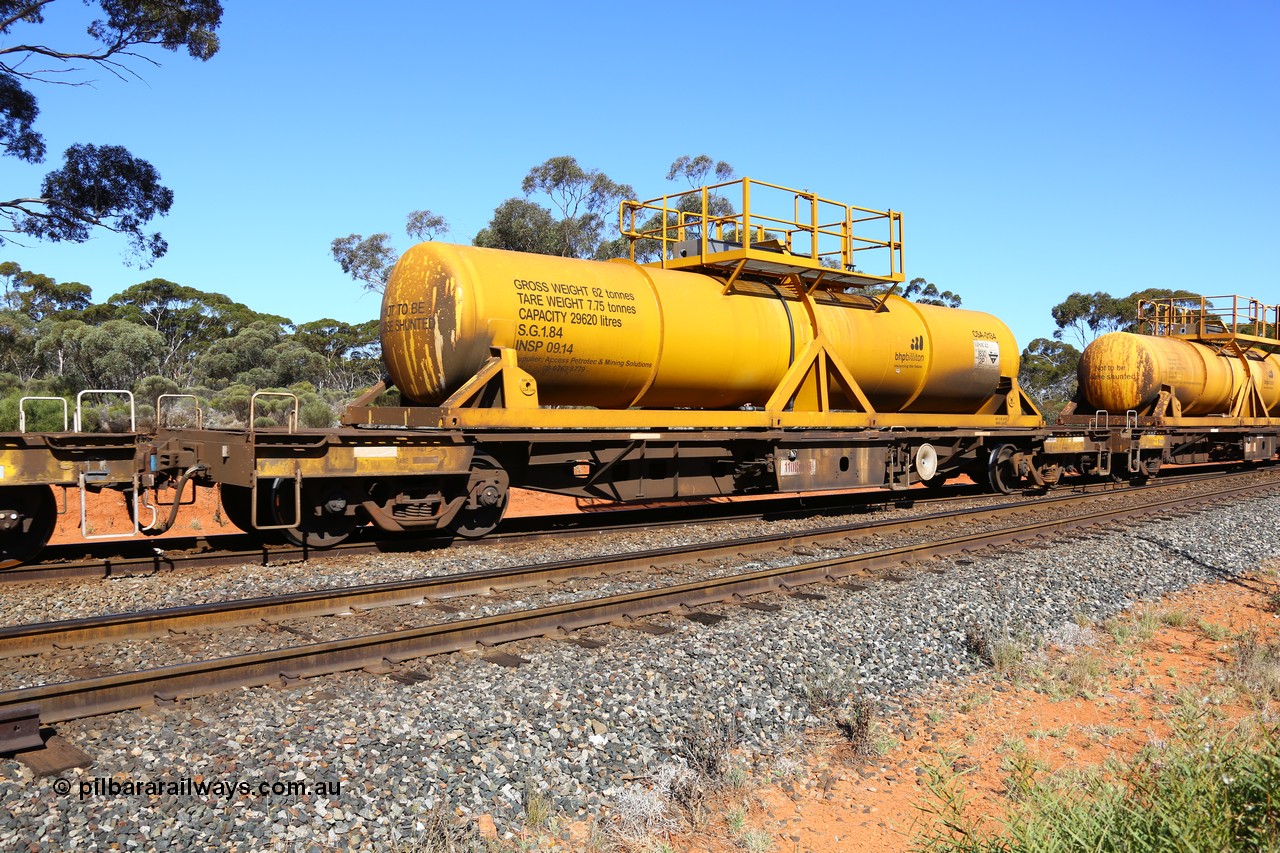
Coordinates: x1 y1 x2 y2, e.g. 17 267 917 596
1 490 1276 851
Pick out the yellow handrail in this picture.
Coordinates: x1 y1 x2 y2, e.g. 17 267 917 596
619 177 904 285
1138 295 1280 342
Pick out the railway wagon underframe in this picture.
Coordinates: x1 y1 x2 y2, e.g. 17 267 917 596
149 422 1060 547
138 398 1280 552
1060 403 1280 477
460 428 1045 501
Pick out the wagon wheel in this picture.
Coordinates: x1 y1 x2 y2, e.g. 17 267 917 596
1130 456 1162 486
218 484 255 533
217 484 288 543
0 485 58 569
987 444 1024 495
450 454 508 539
270 478 360 548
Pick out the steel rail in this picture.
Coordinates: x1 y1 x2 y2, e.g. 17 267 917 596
0 470 1263 658
1 472 1276 745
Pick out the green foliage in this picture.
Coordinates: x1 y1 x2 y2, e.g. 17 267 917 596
33 318 165 389
520 155 635 259
405 209 449 241
267 339 327 387
1 266 309 401
0 305 37 380
1018 337 1080 419
1051 288 1203 348
915 722 1280 852
332 209 453 294
108 278 284 383
26 143 175 260
625 154 738 263
666 154 734 186
0 262 91 320
193 321 327 392
1223 629 1280 702
1050 291 1129 348
0 389 68 431
0 1 224 264
330 232 397 293
868 276 963 308
0 262 95 382
1 247 381 424
299 397 334 429
209 383 253 425
199 382 335 429
473 197 565 255
76 396 137 432
475 156 637 260
133 374 181 407
903 277 962 307
248 389 306 429
197 321 281 386
292 318 380 393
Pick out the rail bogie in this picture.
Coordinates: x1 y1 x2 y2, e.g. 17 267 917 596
0 428 146 567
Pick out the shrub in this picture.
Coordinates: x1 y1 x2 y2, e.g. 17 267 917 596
915 723 1280 852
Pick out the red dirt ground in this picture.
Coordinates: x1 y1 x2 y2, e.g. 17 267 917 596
656 571 1280 852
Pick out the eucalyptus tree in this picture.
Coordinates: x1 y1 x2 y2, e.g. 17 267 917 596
1018 337 1081 417
902 277 962 308
108 279 288 385
0 0 223 264
519 156 634 260
331 208 451 294
0 261 90 380
291 318 381 394
473 198 564 255
1050 288 1202 348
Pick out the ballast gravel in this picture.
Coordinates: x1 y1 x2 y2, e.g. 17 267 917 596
2 491 1278 851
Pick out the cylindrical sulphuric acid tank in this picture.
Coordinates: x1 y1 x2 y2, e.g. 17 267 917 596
1077 331 1280 415
381 243 1020 413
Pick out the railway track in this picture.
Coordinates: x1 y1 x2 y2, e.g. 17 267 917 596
0 468 1264 659
1 467 1276 751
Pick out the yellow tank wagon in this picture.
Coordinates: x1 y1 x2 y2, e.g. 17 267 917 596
1075 295 1280 424
347 179 1050 515
1063 295 1280 478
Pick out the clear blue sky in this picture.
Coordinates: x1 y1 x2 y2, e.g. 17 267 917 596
1 1 1276 350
